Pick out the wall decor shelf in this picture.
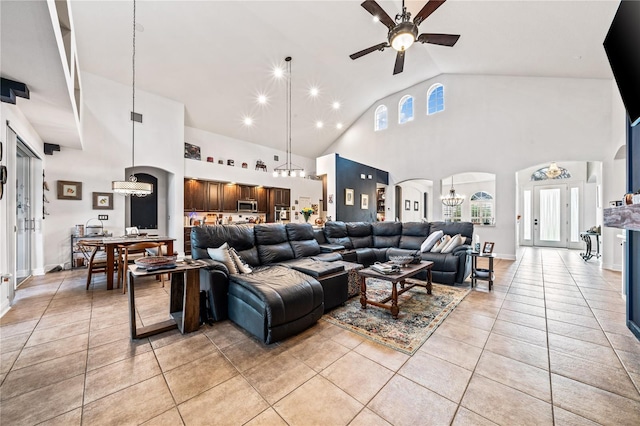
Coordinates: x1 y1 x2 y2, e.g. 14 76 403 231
603 204 640 231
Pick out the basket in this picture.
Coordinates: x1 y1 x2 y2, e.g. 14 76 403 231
475 268 490 278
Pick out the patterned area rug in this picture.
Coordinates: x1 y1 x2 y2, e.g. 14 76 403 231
324 278 471 355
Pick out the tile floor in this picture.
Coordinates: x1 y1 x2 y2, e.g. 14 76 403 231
1 248 640 425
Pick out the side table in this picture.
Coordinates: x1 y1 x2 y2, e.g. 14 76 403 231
469 252 496 291
127 260 205 339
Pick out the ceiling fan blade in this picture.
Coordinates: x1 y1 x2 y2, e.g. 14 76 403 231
350 42 388 60
417 33 460 46
393 51 405 75
361 0 396 30
413 0 447 26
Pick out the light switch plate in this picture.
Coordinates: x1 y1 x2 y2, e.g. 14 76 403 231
98 215 109 220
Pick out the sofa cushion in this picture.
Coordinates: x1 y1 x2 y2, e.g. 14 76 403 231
350 236 373 248
430 221 474 245
441 234 464 254
190 224 255 260
324 221 353 249
399 222 430 250
229 247 252 274
346 222 372 237
207 243 239 274
372 222 401 248
286 223 321 258
421 230 443 252
255 224 295 264
431 235 451 253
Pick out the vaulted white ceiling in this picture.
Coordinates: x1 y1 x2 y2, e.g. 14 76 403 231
66 0 619 158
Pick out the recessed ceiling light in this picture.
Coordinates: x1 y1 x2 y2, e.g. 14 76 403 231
243 116 253 126
332 101 341 110
257 94 267 104
316 121 324 128
310 87 319 97
336 123 343 129
274 67 284 78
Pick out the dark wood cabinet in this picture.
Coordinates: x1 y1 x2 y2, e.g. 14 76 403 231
184 227 192 255
256 187 267 212
273 188 290 207
206 182 222 211
222 184 238 211
184 179 206 211
238 185 256 200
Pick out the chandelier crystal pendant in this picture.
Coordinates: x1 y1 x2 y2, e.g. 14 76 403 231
273 56 305 178
112 0 152 197
441 177 465 207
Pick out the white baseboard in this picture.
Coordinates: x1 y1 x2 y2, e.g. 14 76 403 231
602 263 622 272
495 253 516 261
33 268 45 276
0 301 11 318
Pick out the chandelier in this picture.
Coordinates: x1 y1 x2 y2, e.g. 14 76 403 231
112 0 152 196
441 177 465 207
545 161 561 179
273 57 305 178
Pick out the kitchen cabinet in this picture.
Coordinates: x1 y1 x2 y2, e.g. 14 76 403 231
184 227 192 255
238 185 256 200
273 188 290 207
184 179 206 211
206 182 222 211
256 187 267 212
222 183 238 211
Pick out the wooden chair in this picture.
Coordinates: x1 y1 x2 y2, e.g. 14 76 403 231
117 241 167 293
78 240 111 289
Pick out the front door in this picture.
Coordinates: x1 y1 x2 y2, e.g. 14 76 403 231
533 184 567 248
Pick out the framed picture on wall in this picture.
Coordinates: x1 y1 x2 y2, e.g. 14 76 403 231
345 188 354 205
92 192 113 210
361 194 369 209
414 201 419 211
57 180 82 200
405 200 410 210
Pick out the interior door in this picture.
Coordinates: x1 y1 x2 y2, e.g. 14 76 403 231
16 141 33 285
533 184 567 248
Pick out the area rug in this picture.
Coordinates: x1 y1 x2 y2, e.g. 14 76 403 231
324 278 471 355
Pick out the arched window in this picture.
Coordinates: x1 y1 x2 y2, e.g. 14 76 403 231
427 83 444 115
470 191 494 225
374 105 388 131
530 165 572 181
398 95 414 124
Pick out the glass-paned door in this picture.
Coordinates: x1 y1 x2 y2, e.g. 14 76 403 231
534 184 567 248
16 139 36 285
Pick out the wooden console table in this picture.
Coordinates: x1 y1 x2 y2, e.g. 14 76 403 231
127 260 204 339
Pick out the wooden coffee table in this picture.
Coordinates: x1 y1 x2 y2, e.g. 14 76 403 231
358 261 434 319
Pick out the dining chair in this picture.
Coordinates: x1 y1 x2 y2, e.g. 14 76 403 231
117 241 167 293
77 240 112 289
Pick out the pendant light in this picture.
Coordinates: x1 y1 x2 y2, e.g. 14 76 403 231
272 56 305 178
112 0 152 196
441 176 464 207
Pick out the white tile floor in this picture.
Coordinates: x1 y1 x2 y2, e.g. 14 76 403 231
1 247 639 425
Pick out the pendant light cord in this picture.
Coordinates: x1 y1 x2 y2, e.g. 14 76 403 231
131 0 136 170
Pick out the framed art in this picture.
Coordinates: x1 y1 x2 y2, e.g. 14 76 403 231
92 192 113 210
414 201 419 211
345 188 354 206
57 180 82 200
405 200 410 210
184 142 201 160
361 194 369 209
482 242 495 255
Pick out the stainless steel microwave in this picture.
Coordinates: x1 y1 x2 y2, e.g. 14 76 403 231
238 200 258 212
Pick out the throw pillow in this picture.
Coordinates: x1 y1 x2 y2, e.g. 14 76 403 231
229 247 252 274
420 230 444 252
431 235 451 253
207 243 238 274
441 234 464 254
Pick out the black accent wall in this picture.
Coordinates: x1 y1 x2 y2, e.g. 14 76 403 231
626 122 640 340
335 155 388 222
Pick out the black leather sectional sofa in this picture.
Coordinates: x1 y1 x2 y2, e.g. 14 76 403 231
191 220 473 344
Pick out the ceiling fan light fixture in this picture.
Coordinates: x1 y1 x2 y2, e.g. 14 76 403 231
389 22 417 51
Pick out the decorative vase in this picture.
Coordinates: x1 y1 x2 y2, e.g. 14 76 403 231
303 215 310 223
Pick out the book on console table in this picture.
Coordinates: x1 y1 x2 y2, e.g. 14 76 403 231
371 263 401 275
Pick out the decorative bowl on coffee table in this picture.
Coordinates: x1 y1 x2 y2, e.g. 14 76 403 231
389 255 413 267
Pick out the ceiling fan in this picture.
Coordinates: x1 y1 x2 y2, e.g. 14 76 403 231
350 0 460 75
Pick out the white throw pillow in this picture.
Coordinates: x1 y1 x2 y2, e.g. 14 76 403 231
421 230 444 253
441 234 464 254
207 243 238 274
229 247 252 274
431 235 451 253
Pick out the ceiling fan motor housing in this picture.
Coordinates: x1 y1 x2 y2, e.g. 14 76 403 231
389 21 418 51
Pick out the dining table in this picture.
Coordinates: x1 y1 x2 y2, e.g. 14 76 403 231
96 235 175 290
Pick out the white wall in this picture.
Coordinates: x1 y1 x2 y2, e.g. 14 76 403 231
316 153 337 220
397 179 433 222
43 72 184 268
324 74 614 259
